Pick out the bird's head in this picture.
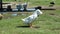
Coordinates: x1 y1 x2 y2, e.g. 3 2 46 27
36 9 43 16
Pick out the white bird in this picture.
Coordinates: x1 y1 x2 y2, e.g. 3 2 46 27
21 9 43 28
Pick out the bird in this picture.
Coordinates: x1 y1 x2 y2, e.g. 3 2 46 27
21 9 43 28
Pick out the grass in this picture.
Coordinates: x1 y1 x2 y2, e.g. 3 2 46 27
3 0 60 5
0 10 60 34
0 0 60 34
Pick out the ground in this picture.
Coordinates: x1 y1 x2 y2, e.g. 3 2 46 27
0 0 60 34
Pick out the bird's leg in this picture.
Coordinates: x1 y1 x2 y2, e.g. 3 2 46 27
29 23 33 28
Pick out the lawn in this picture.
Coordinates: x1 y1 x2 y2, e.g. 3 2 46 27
0 0 60 34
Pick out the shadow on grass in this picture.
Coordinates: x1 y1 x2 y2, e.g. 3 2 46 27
16 26 30 28
16 26 40 28
51 28 60 30
49 13 55 15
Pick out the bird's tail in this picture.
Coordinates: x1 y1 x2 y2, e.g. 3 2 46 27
21 19 25 22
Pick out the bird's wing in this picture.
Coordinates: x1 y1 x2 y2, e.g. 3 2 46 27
21 15 34 23
22 15 32 21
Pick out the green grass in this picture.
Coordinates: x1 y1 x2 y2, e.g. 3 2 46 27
3 0 60 5
0 0 60 34
0 10 60 34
